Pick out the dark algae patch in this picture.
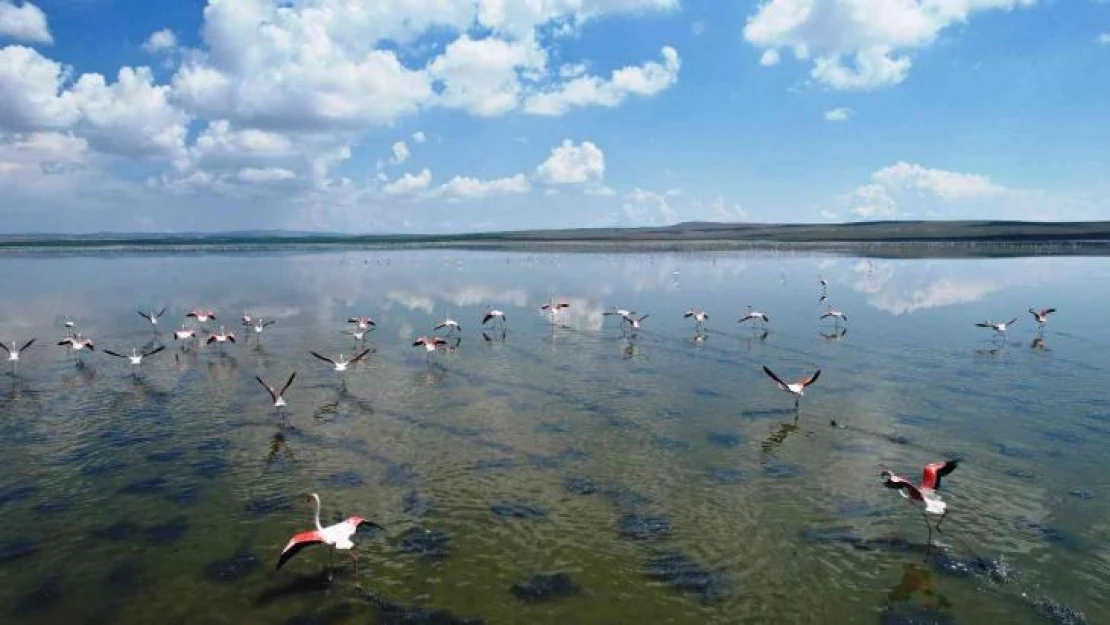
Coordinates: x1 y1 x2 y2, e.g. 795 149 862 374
510 572 582 602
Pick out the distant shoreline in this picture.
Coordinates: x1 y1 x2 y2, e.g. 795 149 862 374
1 220 1109 258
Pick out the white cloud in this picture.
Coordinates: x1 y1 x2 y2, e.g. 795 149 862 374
535 139 605 185
69 66 188 160
411 130 426 143
432 173 529 200
236 166 295 183
427 34 547 117
691 21 705 36
391 140 410 164
185 120 295 171
871 162 1008 202
383 168 431 196
759 49 781 66
477 0 679 39
0 131 89 194
623 187 677 225
143 29 177 54
524 46 680 115
824 106 852 121
744 0 1036 90
0 46 79 130
843 162 1031 220
1099 32 1110 46
0 0 51 44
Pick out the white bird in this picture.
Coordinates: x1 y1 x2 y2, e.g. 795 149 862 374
256 372 296 408
975 318 1017 336
205 326 236 346
347 316 376 331
412 336 449 353
172 325 197 342
276 493 383 578
820 307 848 325
623 313 650 332
603 308 636 326
739 306 770 325
138 307 167 328
482 309 507 326
310 349 371 372
187 309 218 323
1028 307 1056 328
881 459 959 542
433 317 462 334
103 345 166 371
252 318 276 334
684 308 709 330
0 338 35 367
58 333 95 353
762 365 821 409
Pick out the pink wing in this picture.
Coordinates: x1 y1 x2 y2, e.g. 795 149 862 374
276 530 324 570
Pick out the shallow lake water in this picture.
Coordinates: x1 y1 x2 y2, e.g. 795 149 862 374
0 247 1107 624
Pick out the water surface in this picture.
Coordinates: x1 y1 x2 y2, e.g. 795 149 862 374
0 248 1107 624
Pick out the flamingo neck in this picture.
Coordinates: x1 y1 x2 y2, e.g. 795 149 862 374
311 493 323 530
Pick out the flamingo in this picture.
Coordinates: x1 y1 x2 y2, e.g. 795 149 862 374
975 318 1017 337
252 318 276 335
603 308 636 327
482 308 507 326
256 372 296 409
1028 307 1056 328
103 345 166 374
623 313 650 333
684 308 709 331
172 325 197 343
310 349 371 372
347 316 376 331
205 326 236 347
540 300 570 323
739 306 770 326
0 338 35 370
762 365 821 409
275 492 383 578
433 317 462 335
820 307 848 326
413 336 449 353
58 333 95 354
138 307 167 329
186 309 218 323
881 460 959 543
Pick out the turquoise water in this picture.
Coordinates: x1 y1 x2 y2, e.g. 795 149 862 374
0 248 1106 624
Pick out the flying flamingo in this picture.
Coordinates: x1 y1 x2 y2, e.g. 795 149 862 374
310 349 371 372
603 308 636 327
275 492 383 579
482 308 507 327
622 313 650 334
172 325 197 343
684 308 709 331
433 317 462 335
251 318 276 335
138 307 167 329
186 309 218 324
240 314 254 327
540 300 570 323
0 338 35 371
975 318 1017 338
739 306 770 326
1028 307 1056 329
205 326 236 349
347 316 376 331
58 333 95 356
881 460 959 544
413 336 449 355
762 365 821 409
820 307 848 326
103 345 166 375
256 372 296 409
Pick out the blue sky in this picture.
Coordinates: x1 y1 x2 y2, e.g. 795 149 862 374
0 0 1107 233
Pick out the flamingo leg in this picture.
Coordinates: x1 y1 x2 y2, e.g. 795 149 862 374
935 511 948 534
351 551 360 578
923 511 934 555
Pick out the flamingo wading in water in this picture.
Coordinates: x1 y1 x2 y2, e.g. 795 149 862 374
0 338 35 371
138 307 167 330
311 349 371 372
684 309 709 332
975 318 1017 338
276 492 384 578
103 345 166 375
762 365 821 409
739 306 770 327
256 372 296 410
881 459 959 544
1028 307 1056 330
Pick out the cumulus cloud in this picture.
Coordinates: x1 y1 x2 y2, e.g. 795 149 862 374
824 106 852 121
236 166 295 183
623 187 677 225
391 140 410 164
383 168 431 196
411 130 426 143
744 0 1036 90
1099 33 1110 46
432 173 529 200
843 162 1028 220
524 46 680 115
534 139 604 185
759 49 781 67
0 0 51 44
142 29 177 54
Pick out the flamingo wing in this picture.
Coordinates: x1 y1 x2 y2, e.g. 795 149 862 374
350 349 371 363
280 372 297 396
142 345 166 358
310 351 335 365
138 311 152 322
0 341 9 354
683 311 694 318
156 306 167 319
255 376 277 402
186 311 198 319
801 369 822 387
819 312 832 319
974 322 992 328
761 365 789 390
482 313 493 325
206 335 217 345
103 349 127 359
276 530 325 570
882 473 923 501
412 337 427 347
1005 318 1017 326
921 460 959 491
1044 308 1057 315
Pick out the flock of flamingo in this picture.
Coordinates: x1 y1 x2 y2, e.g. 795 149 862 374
0 276 1060 579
